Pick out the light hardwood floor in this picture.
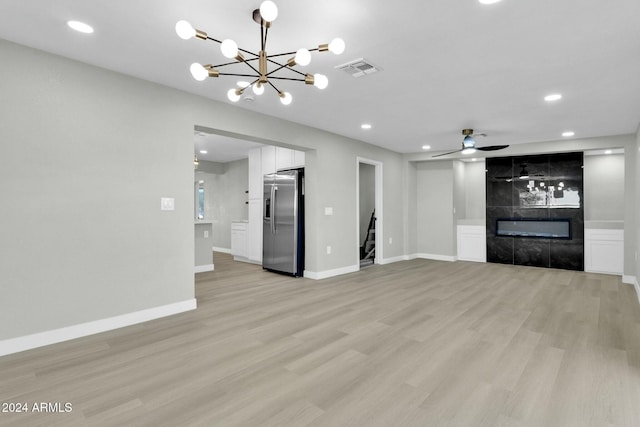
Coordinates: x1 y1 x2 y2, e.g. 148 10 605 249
1 254 640 426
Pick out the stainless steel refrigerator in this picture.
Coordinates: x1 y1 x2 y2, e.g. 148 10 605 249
263 169 304 276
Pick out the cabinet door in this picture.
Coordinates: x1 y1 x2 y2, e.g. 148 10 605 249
262 146 276 174
248 147 262 199
231 230 247 257
292 150 305 168
248 199 263 262
276 147 293 170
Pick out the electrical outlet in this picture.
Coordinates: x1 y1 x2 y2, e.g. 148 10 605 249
326 246 332 255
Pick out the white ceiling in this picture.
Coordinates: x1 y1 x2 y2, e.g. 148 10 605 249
194 131 264 163
1 0 639 156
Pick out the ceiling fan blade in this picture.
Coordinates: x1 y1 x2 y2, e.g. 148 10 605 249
432 149 462 158
477 145 509 151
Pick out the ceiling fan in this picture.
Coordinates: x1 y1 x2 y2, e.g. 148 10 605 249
432 129 509 158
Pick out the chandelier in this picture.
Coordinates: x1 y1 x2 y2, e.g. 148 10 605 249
175 1 345 105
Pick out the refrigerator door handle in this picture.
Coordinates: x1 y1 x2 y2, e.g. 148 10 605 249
272 185 278 234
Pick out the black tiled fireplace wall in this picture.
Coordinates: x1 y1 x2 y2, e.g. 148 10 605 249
485 152 584 271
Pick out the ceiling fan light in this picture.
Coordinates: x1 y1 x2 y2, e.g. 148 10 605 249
462 148 477 155
294 48 311 66
279 91 292 105
175 20 195 39
328 38 345 55
227 88 242 102
189 63 208 81
220 39 239 59
259 1 278 22
462 135 476 148
313 73 328 90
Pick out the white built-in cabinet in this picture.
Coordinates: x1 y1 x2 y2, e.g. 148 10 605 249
457 225 486 262
231 221 248 260
244 145 305 264
261 146 305 174
584 229 623 275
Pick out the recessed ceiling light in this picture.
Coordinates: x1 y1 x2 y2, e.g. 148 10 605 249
471 158 477 162
67 20 94 34
361 124 372 130
544 93 562 102
479 0 502 4
199 150 208 154
422 145 431 150
562 131 575 137
604 150 612 155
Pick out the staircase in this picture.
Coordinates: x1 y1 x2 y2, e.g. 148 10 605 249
360 211 376 268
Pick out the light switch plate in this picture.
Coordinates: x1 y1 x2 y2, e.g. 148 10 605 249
160 197 175 211
324 207 333 216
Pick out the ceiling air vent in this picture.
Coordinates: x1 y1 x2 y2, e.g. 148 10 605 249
335 58 380 78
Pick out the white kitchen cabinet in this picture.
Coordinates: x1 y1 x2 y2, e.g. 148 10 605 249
248 147 262 199
457 225 486 262
261 145 276 174
248 199 263 263
585 229 623 275
276 147 293 171
231 222 248 260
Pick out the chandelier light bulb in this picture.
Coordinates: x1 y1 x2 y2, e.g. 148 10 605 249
221 39 239 59
259 1 278 22
313 73 328 90
175 20 195 40
328 38 345 55
279 91 292 105
295 48 311 66
190 63 208 81
252 83 265 95
227 88 242 102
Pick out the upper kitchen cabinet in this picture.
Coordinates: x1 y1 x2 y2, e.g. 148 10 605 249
261 146 305 175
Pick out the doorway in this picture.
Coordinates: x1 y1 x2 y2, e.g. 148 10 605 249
357 158 383 268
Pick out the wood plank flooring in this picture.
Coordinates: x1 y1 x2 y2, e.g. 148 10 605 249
1 254 639 426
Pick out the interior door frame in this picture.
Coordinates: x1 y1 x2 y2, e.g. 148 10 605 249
356 157 383 267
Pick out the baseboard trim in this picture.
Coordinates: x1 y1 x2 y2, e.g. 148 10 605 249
379 255 408 265
304 264 359 280
194 264 214 273
0 299 197 357
212 247 232 254
415 253 457 262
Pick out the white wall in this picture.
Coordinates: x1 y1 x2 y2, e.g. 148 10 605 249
584 154 625 221
464 161 487 220
415 161 455 257
636 125 640 288
0 40 195 341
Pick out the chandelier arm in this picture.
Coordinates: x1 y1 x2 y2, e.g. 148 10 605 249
266 80 282 94
205 36 260 58
218 73 262 78
239 60 262 77
267 76 306 82
266 47 320 59
213 58 259 68
265 62 288 76
266 58 307 77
